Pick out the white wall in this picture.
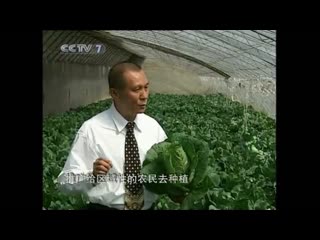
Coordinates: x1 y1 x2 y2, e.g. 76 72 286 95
43 62 111 116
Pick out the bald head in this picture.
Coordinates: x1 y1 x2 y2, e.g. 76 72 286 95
108 62 142 90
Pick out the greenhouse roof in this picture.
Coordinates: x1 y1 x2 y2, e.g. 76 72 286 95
101 30 276 80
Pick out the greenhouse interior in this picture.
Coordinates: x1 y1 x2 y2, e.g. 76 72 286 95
43 30 276 210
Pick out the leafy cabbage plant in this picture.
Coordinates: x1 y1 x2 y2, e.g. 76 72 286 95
142 133 216 209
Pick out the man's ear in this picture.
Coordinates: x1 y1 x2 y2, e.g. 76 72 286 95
110 88 119 99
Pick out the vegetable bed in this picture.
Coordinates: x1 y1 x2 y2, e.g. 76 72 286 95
43 93 276 210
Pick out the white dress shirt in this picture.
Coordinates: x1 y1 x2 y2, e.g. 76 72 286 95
57 102 167 210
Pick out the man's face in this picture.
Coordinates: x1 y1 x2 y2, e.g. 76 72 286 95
116 69 149 115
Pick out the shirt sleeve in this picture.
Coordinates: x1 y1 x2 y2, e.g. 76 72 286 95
157 124 168 143
56 122 99 195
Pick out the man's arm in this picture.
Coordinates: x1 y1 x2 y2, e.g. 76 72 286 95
157 124 168 143
56 127 99 195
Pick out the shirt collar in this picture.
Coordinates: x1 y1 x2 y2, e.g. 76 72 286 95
110 102 143 133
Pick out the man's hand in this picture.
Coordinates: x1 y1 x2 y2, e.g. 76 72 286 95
93 158 112 176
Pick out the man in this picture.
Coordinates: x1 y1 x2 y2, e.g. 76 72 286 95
57 62 167 210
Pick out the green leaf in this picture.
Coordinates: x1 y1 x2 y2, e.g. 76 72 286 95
207 168 221 187
233 199 249 210
246 166 258 176
170 133 210 187
181 191 207 210
209 205 218 210
253 199 269 210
